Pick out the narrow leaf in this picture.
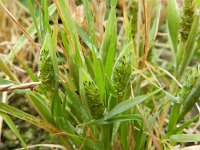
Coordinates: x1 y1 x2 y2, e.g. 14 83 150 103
170 134 200 143
167 0 180 53
106 89 161 119
100 7 116 66
0 102 59 133
0 112 27 150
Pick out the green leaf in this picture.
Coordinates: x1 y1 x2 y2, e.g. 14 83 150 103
42 0 51 33
0 78 17 85
100 7 116 66
82 0 96 45
0 112 27 150
91 49 105 102
167 103 181 132
0 102 59 134
167 0 180 53
51 91 65 130
105 12 117 79
75 23 98 53
106 89 161 119
60 78 88 121
170 134 200 143
48 29 59 89
163 114 199 140
75 15 104 101
55 0 84 67
28 91 52 122
111 0 117 7
26 0 42 42
0 102 102 149
60 31 79 88
79 68 93 119
78 114 142 126
149 0 161 46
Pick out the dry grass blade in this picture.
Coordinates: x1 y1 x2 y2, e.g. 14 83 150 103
0 1 40 52
157 66 182 88
0 83 14 91
0 102 60 134
0 82 40 92
136 104 162 150
14 144 66 150
130 81 162 150
141 0 149 68
146 62 162 87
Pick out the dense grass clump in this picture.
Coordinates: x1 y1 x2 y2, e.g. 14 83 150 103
0 0 199 149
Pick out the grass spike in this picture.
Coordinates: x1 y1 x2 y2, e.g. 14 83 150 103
180 0 195 42
111 44 132 98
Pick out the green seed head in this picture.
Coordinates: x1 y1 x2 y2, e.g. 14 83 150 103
83 77 105 119
180 0 195 42
112 47 132 97
128 0 138 39
178 64 200 121
179 64 200 102
39 48 56 94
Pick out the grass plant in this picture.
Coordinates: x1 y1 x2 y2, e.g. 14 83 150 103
0 0 199 149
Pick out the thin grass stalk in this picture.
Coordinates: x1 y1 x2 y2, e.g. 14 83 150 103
141 0 149 68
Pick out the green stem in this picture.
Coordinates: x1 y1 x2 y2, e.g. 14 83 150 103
120 122 130 150
101 125 112 150
167 102 181 132
176 42 185 79
119 110 130 150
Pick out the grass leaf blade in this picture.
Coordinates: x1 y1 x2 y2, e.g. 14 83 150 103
0 112 27 150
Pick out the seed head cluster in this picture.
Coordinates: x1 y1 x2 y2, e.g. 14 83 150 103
83 80 105 119
112 48 132 97
39 48 56 94
178 64 200 121
179 64 200 101
180 0 195 42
